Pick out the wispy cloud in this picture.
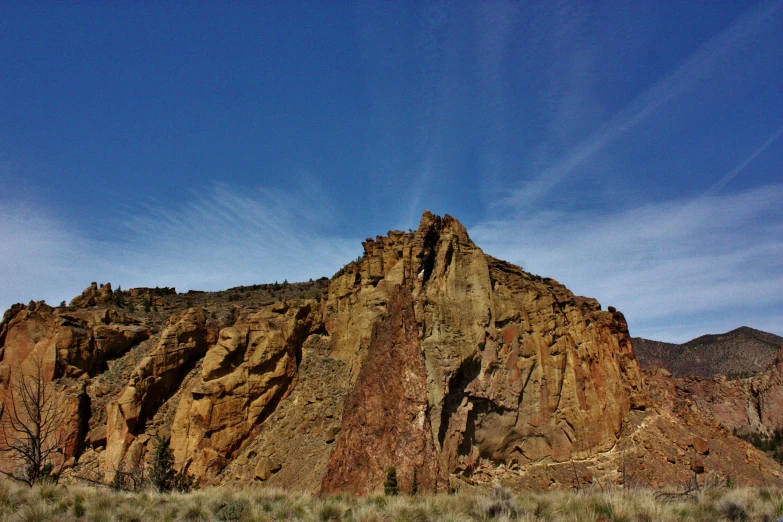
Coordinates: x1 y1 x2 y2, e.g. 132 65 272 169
501 0 782 211
0 185 359 313
0 202 103 309
703 125 783 197
472 183 783 342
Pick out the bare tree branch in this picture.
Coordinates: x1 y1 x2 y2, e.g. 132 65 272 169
0 354 71 486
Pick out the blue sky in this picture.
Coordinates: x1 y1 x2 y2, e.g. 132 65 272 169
1 1 781 342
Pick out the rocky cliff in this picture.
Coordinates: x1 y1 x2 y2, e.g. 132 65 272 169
650 348 783 438
1 212 781 492
634 327 783 440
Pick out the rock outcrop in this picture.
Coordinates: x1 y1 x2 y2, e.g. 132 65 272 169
1 211 781 493
657 349 783 437
322 286 438 495
317 212 645 491
170 302 313 480
70 282 115 308
105 308 211 478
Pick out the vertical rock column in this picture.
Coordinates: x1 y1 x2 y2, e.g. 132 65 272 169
322 285 439 495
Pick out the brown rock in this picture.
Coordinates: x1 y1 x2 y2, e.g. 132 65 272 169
691 437 709 455
691 456 705 474
321 286 439 495
254 458 281 480
323 427 337 444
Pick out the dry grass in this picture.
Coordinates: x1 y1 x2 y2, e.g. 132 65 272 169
0 480 782 521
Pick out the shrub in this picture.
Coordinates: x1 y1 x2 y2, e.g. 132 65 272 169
720 500 748 521
73 495 86 518
384 467 398 496
150 438 197 493
318 501 343 521
179 502 210 522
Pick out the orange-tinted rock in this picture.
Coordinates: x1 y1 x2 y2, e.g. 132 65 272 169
105 308 210 479
169 303 313 482
691 437 710 455
70 282 114 307
321 286 438 495
2 211 778 493
0 301 148 380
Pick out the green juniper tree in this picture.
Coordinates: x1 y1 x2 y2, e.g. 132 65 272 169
150 438 196 493
384 466 398 496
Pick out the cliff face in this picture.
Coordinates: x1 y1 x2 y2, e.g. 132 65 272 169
634 328 783 439
1 212 781 492
654 349 783 438
313 211 645 491
321 285 438 495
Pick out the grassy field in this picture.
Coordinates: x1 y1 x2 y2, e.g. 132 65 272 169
0 480 782 521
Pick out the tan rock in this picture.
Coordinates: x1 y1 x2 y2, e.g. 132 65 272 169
169 304 313 482
105 308 209 479
87 425 107 448
255 458 282 481
70 282 114 307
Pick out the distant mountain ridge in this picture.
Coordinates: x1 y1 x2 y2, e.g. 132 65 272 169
633 326 783 378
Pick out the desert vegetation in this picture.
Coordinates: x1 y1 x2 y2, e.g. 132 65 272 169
734 428 783 465
0 481 783 521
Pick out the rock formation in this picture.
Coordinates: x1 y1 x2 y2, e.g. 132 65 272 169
651 348 783 438
105 308 211 479
1 211 781 492
321 286 438 495
169 302 313 481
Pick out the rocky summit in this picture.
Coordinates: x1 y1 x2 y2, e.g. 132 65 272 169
1 212 782 493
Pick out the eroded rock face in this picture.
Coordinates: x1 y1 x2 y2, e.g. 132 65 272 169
630 367 783 488
105 308 210 477
664 349 783 437
0 301 113 476
170 303 313 481
322 286 438 495
4 211 774 493
316 212 644 491
0 300 148 380
70 282 114 308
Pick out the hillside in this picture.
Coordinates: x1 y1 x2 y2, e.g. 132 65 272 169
1 211 782 494
633 326 783 378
